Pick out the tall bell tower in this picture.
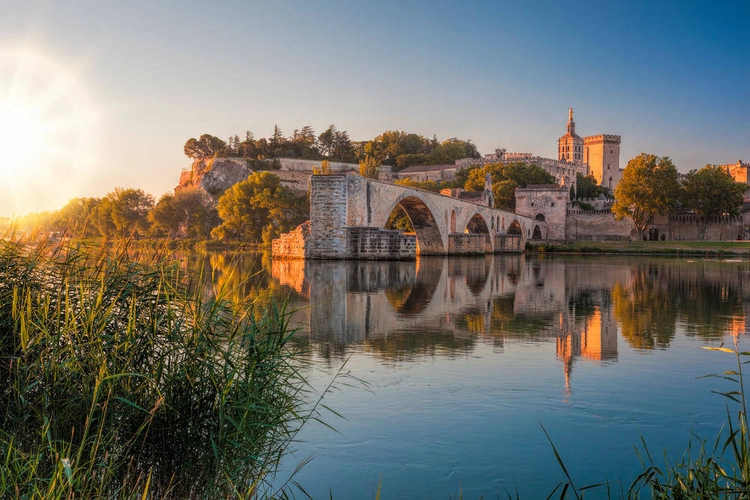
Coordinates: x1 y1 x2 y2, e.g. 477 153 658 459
558 108 584 166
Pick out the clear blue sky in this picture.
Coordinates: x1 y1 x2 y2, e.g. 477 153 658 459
0 0 748 216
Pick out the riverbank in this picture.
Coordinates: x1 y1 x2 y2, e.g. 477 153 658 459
528 240 750 256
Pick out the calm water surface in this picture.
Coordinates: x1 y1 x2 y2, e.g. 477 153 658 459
196 253 750 498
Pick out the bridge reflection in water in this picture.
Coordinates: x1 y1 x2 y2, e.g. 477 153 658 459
272 255 750 388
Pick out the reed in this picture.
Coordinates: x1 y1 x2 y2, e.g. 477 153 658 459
0 238 313 498
628 336 750 498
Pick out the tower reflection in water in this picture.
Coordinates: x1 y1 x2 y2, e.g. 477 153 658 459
271 255 750 388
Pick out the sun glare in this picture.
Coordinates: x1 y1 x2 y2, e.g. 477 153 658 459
0 49 98 216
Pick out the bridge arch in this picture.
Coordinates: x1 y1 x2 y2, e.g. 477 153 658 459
532 225 542 240
465 213 492 253
508 220 522 235
385 195 446 255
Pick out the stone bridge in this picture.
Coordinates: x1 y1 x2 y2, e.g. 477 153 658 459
273 174 548 259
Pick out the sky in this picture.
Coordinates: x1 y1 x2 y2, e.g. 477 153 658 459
0 0 748 217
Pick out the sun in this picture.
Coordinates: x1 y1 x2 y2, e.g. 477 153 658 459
0 49 98 216
0 99 47 171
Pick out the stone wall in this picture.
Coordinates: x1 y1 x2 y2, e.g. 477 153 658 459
515 186 568 240
271 221 310 259
566 210 632 241
494 234 522 252
308 175 349 258
278 158 358 173
455 155 585 192
347 227 417 259
650 214 747 241
448 233 486 255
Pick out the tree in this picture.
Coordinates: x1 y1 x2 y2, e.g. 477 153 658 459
359 155 380 180
612 154 680 239
575 173 610 200
149 189 219 239
211 172 308 244
269 125 286 157
464 162 556 210
681 165 747 239
184 134 227 159
318 125 337 158
93 188 154 238
51 197 102 237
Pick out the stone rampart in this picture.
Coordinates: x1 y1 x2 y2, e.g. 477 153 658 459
651 214 746 241
582 134 621 144
566 210 632 240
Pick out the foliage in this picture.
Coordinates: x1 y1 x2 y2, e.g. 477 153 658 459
148 189 220 239
394 178 446 193
50 197 102 237
93 187 154 239
612 153 681 237
575 173 610 199
212 172 308 245
362 131 479 170
464 162 556 210
359 155 380 180
313 159 332 176
682 164 747 239
0 240 319 498
184 134 227 160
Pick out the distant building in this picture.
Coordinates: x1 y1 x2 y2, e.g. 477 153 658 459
721 160 750 184
396 108 622 194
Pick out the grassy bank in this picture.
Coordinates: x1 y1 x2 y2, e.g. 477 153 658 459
528 240 750 256
0 239 312 498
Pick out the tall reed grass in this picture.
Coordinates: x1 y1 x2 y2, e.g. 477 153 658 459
0 239 314 498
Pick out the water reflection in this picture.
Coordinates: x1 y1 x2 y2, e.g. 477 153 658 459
179 252 750 388
268 255 750 386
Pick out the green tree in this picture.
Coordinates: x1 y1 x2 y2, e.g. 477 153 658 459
427 138 480 165
359 155 380 180
149 189 219 239
269 125 286 157
93 188 154 238
51 197 102 237
612 154 680 239
575 173 610 200
211 172 308 244
318 124 337 158
464 162 556 210
184 134 227 159
681 164 747 239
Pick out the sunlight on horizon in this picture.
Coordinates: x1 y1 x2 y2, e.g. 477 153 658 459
0 48 100 217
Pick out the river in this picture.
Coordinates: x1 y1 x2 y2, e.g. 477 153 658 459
191 252 750 498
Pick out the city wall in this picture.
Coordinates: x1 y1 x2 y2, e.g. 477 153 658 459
566 210 632 241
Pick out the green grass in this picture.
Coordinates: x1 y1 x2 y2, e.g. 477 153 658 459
529 240 750 255
0 238 318 499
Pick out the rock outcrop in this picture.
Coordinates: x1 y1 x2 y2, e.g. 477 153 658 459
177 158 254 201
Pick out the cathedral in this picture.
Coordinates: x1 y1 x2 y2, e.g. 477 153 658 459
558 108 622 190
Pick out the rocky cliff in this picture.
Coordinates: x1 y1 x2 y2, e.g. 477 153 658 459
176 157 343 201
177 158 254 200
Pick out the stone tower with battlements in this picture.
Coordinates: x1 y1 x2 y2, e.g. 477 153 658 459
558 108 584 166
583 134 621 190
